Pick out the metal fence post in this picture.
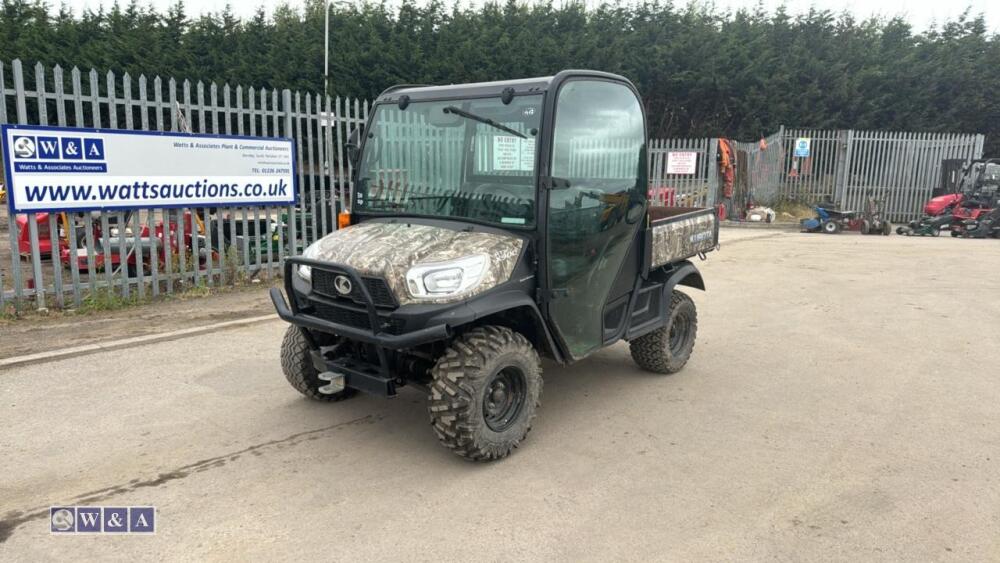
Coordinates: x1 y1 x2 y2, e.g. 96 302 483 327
12 60 47 310
1 61 25 312
706 138 719 207
283 89 296 262
833 129 852 207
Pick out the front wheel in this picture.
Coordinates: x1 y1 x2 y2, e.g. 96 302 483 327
280 326 357 402
630 290 698 374
822 220 841 234
428 326 542 462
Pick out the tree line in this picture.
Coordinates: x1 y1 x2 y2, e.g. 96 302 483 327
1 0 997 153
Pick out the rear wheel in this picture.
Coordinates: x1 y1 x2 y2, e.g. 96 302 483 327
630 291 698 374
882 221 892 235
822 221 841 234
280 326 357 402
428 326 542 462
860 220 871 235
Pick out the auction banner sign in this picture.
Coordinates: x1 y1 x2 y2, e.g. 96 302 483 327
2 124 297 213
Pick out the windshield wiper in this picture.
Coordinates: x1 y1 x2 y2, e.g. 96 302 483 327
443 106 527 139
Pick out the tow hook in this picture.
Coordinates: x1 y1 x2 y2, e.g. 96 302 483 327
317 371 346 394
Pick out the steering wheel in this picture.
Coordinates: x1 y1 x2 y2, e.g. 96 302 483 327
466 184 530 217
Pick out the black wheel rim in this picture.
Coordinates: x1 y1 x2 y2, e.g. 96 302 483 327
669 312 691 356
483 366 527 432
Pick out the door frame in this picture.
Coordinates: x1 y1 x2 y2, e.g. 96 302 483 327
534 71 649 360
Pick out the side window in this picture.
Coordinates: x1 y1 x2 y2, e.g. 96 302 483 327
551 80 644 197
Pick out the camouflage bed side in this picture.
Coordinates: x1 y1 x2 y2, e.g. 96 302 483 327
650 212 717 268
309 221 524 305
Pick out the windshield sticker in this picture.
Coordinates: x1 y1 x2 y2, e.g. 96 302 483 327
493 136 519 170
519 138 536 170
493 136 535 171
501 217 526 225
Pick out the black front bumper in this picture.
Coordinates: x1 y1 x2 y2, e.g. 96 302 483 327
272 257 451 350
273 257 460 397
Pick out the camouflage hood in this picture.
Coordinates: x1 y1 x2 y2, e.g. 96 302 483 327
306 220 525 305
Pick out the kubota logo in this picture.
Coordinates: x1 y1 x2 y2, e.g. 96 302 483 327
334 275 353 295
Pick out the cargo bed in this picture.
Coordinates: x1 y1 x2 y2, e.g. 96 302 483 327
645 206 719 269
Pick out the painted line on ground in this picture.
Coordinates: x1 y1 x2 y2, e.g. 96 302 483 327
0 314 280 371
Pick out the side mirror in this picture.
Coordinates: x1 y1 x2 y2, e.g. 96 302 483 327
346 126 363 165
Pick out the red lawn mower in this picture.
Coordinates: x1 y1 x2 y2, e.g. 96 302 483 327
15 210 214 273
897 159 1000 237
948 159 999 238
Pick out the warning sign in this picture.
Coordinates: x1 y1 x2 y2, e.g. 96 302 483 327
666 151 697 175
794 138 811 158
493 135 534 171
493 136 518 170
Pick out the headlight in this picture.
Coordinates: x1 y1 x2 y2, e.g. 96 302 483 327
405 255 488 298
297 241 322 281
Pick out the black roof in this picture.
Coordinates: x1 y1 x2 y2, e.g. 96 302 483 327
376 70 633 103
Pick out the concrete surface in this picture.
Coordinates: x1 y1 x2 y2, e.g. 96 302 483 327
0 314 275 370
1 284 277 360
2 231 999 561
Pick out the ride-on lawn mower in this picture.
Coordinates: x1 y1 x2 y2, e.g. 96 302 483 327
898 158 1000 237
801 193 890 235
955 206 1000 238
948 159 999 238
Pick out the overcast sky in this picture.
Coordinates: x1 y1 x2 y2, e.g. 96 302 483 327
59 0 998 32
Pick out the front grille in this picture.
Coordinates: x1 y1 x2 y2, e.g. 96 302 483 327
310 302 406 335
363 278 395 307
312 270 396 309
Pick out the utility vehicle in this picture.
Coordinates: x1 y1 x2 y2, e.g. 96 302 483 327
271 71 718 461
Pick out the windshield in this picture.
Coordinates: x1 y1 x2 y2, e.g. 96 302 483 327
355 94 542 227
